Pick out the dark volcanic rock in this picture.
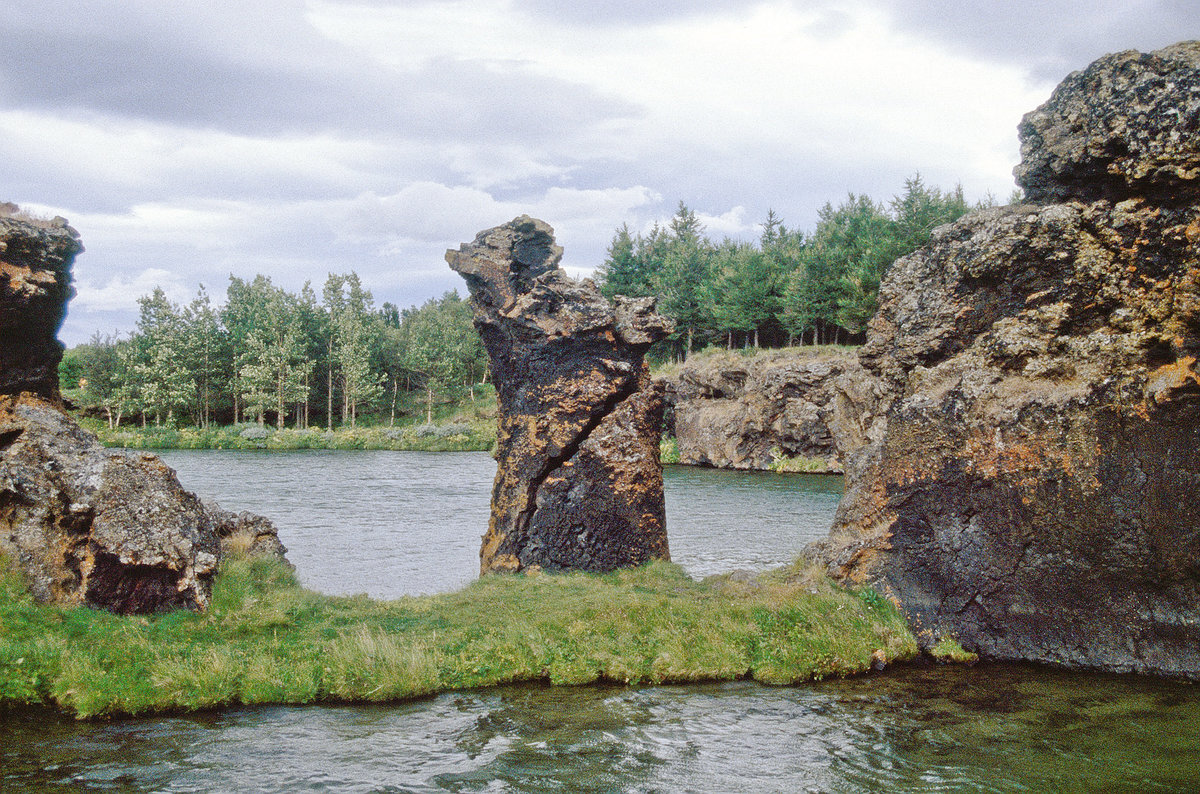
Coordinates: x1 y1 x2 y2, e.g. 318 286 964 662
447 216 673 574
0 206 287 614
1015 41 1200 204
817 43 1200 678
0 203 82 399
0 394 219 612
662 350 868 472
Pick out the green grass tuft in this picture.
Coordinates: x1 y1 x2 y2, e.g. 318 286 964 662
0 550 917 719
929 637 979 665
659 436 681 464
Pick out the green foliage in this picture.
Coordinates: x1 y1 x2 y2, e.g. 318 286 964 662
65 274 488 433
599 175 978 355
767 449 831 473
929 637 980 665
659 436 680 464
0 549 917 718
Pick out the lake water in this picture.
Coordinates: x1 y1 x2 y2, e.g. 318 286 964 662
2 451 1197 792
153 450 844 597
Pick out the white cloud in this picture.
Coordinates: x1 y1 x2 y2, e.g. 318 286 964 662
73 267 193 313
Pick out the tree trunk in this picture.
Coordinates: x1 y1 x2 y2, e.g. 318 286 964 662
426 384 433 424
390 378 398 426
277 376 285 429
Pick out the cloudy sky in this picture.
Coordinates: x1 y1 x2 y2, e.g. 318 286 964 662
2 1 1196 345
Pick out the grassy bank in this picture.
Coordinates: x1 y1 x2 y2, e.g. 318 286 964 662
0 552 917 719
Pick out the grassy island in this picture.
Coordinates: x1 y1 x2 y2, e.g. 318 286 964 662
0 552 916 719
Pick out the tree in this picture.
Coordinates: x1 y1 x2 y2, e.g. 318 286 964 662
401 292 485 423
597 224 651 299
130 288 191 424
179 286 227 428
654 202 713 358
325 272 383 428
238 283 313 428
65 332 137 428
222 275 276 424
890 173 969 252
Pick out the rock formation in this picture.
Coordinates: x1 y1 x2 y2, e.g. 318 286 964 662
0 205 286 614
0 204 80 398
816 42 1200 678
447 216 672 574
662 350 865 472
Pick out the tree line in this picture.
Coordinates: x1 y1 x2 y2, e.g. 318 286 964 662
61 274 487 430
62 173 993 430
597 174 990 356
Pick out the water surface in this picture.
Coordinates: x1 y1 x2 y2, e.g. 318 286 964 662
3 664 1196 791
155 450 841 597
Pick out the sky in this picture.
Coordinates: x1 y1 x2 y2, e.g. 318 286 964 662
2 1 1196 345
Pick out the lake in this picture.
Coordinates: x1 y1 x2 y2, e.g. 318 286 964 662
2 451 1196 792
153 450 845 597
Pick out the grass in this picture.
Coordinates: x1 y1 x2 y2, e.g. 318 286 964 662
767 448 835 474
651 344 860 379
0 551 917 719
75 387 499 452
929 637 980 665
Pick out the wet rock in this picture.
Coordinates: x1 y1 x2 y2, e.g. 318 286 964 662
0 206 286 614
662 350 867 472
447 216 672 574
817 43 1200 679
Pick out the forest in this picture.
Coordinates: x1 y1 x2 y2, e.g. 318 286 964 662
61 175 988 430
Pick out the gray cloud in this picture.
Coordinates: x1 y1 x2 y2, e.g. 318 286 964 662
877 0 1199 79
0 1 639 143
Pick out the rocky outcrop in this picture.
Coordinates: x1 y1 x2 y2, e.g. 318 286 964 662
662 350 868 472
1014 41 1200 204
816 42 1200 678
0 204 81 398
447 216 672 574
0 206 286 614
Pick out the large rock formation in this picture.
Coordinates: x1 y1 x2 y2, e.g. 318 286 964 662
817 42 1200 678
0 204 80 397
0 205 286 614
447 216 673 574
662 350 865 472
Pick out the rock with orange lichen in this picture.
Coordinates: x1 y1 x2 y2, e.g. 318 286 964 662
812 43 1200 679
0 202 82 398
447 216 672 574
0 204 287 615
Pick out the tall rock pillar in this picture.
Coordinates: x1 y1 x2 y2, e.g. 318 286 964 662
447 216 673 574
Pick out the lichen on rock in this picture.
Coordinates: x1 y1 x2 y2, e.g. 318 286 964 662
447 215 673 574
814 41 1200 679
